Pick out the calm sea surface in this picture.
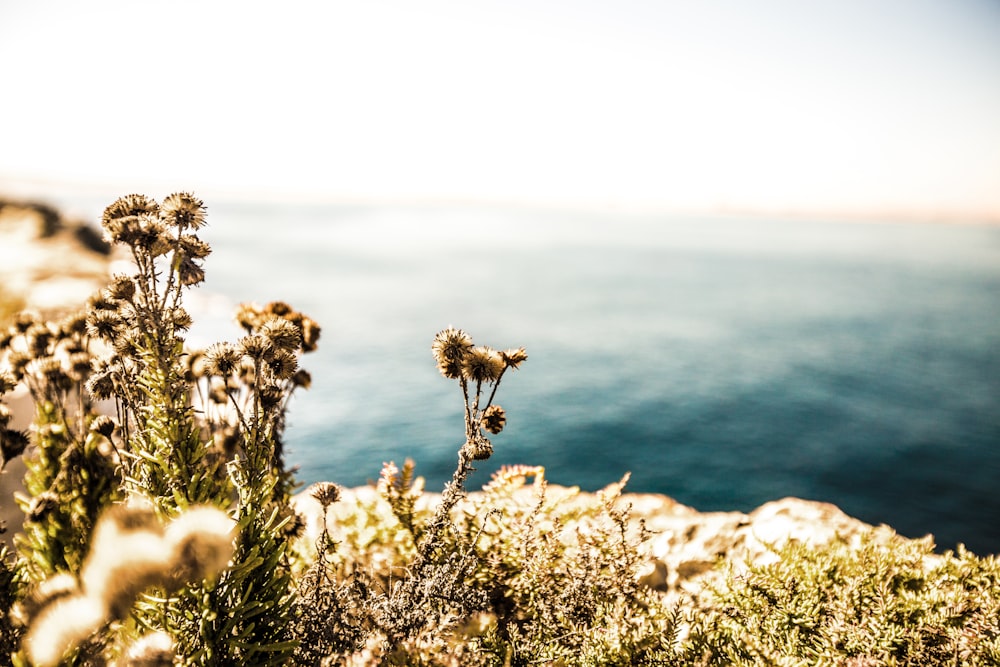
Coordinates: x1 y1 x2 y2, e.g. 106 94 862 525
128 202 1000 555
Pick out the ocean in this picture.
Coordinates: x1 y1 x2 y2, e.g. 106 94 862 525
107 201 1000 556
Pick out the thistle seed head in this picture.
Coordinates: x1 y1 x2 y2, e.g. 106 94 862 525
432 327 473 379
310 481 342 509
160 191 206 230
482 404 507 434
462 346 504 383
260 317 301 351
204 342 240 377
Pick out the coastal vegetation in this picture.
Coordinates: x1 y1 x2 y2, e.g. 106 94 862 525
1 193 998 665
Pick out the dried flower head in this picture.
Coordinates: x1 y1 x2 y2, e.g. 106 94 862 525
501 347 528 369
266 348 298 380
482 404 507 434
463 435 494 461
104 274 137 303
0 370 17 395
260 317 301 351
291 368 312 389
462 346 504 384
432 327 474 379
1 428 29 465
86 308 124 341
178 233 212 259
310 481 342 509
13 573 79 626
120 631 177 667
299 316 321 353
85 366 116 401
160 191 206 230
22 594 106 667
204 342 240 377
89 415 117 439
170 307 193 331
178 256 206 286
164 506 237 584
238 333 273 361
235 302 266 332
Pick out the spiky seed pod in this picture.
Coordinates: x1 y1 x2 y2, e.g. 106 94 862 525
89 415 117 439
260 317 301 351
65 352 93 381
299 317 321 352
257 383 284 412
482 404 507 434
462 346 505 384
234 302 265 332
0 370 17 395
103 194 159 225
291 368 312 389
132 215 172 256
1 428 29 463
204 342 240 377
501 347 528 369
310 482 342 509
170 307 192 331
266 301 293 317
178 256 206 286
8 351 32 381
26 325 54 356
104 275 137 303
177 233 212 259
30 357 72 392
266 349 298 380
432 327 474 379
85 367 116 401
160 192 206 230
463 435 493 461
86 309 124 341
238 333 273 361
59 311 89 337
112 329 143 358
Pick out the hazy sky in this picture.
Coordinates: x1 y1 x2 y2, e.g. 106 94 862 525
1 0 999 218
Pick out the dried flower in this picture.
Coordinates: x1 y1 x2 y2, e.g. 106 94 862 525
22 594 106 667
462 346 504 384
104 274 137 302
238 333 273 361
299 316 321 353
170 307 193 331
178 233 212 259
501 347 528 369
82 523 170 619
235 302 265 332
0 370 17 395
463 435 493 461
1 427 29 464
160 192 206 230
310 481 342 509
482 404 507 434
291 368 312 389
431 327 473 379
260 317 301 351
164 506 237 584
89 415 117 439
86 309 124 341
85 366 117 401
204 342 241 377
178 256 206 286
119 631 177 667
266 349 298 380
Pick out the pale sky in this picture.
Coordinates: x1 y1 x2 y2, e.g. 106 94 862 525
1 0 999 219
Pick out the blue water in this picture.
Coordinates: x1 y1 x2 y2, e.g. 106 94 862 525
182 203 1000 555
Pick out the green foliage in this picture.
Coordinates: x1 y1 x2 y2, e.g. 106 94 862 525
687 534 1000 666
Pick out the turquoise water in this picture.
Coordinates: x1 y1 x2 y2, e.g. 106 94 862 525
178 203 1000 555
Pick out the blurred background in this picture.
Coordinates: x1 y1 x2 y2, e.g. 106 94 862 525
1 1 998 554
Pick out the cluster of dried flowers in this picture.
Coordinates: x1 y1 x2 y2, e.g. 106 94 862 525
16 503 235 667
